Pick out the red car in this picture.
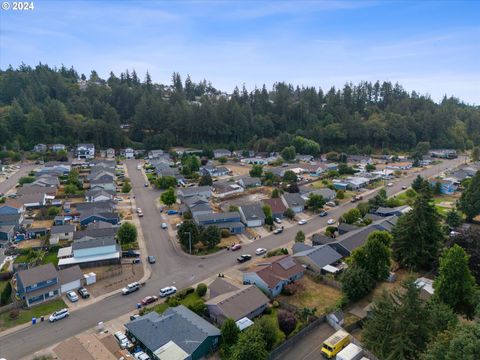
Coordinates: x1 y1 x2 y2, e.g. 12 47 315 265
141 296 158 305
231 244 242 251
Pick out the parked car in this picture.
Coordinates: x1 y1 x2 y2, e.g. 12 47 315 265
77 287 90 299
114 197 123 202
231 243 242 251
274 217 282 224
273 228 283 234
298 219 307 225
237 254 252 263
134 351 151 360
141 295 158 305
147 255 156 264
319 211 328 217
122 250 141 258
132 258 141 264
327 218 336 225
66 291 79 302
159 286 177 297
402 185 407 190
255 248 267 256
130 314 140 321
136 208 144 217
122 282 141 295
144 182 149 187
161 222 168 229
166 209 178 215
325 201 336 207
114 331 133 349
49 308 69 322
350 195 363 203
387 183 393 187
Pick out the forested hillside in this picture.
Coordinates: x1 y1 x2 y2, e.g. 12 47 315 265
0 64 479 153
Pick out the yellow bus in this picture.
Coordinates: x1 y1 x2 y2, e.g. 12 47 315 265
321 329 350 358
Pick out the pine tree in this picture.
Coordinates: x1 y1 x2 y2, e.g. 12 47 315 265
459 171 480 222
392 189 443 270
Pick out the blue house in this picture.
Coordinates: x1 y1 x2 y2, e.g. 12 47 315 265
429 179 458 195
79 210 119 226
16 263 61 307
125 305 220 360
193 211 244 234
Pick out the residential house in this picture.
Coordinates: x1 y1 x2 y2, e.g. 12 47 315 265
125 305 221 360
200 165 230 177
89 177 116 192
239 203 266 227
50 224 76 245
33 144 48 153
57 265 84 293
262 198 287 219
74 200 116 213
300 187 336 202
106 148 116 159
347 155 373 165
281 193 306 214
337 222 359 235
206 278 269 325
58 235 121 268
212 182 244 199
429 178 458 195
415 277 435 299
0 213 23 231
243 255 304 298
36 163 71 176
386 162 413 170
15 263 83 307
238 176 262 188
85 189 115 203
13 193 47 209
240 157 277 165
182 196 212 217
147 149 164 159
303 163 328 177
123 148 135 159
79 209 119 226
311 233 335 246
194 212 245 234
213 149 231 158
0 225 14 245
0 201 24 215
376 205 411 217
295 154 314 162
76 144 95 160
177 186 212 200
51 144 66 152
344 177 370 190
292 244 342 273
32 175 61 188
74 222 117 240
17 185 57 197
429 149 457 159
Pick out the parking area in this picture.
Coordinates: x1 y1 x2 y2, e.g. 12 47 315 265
274 322 335 360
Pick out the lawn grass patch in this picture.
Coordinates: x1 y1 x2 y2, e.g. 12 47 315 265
150 292 204 314
0 299 66 330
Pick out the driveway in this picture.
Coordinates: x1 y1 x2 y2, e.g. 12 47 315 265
274 322 335 360
0 157 466 359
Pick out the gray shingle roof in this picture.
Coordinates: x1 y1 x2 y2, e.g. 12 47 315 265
282 192 306 208
72 236 116 250
50 224 76 234
125 305 220 354
293 245 343 268
194 212 240 223
240 204 266 222
17 263 57 287
58 265 83 285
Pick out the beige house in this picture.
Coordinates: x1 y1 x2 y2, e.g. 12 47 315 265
50 224 75 244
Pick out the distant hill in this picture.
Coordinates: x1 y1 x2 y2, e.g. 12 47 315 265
0 64 479 154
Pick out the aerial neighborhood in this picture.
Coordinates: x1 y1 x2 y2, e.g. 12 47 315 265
0 138 479 360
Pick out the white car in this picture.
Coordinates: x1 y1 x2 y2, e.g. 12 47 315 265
159 286 177 298
114 331 133 349
255 248 267 256
298 219 307 225
274 217 282 224
134 351 151 360
66 291 79 302
122 282 141 295
161 222 168 229
49 308 69 322
387 183 393 187
327 218 336 225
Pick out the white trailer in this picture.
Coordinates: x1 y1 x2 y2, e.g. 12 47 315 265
336 343 364 360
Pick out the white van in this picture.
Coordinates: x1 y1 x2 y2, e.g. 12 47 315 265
122 282 141 295
134 351 151 360
49 308 69 322
114 331 133 349
159 286 177 297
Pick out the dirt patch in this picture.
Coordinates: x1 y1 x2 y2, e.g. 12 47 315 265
226 163 252 176
16 239 44 249
219 236 238 248
87 264 144 297
31 219 53 228
53 337 95 360
279 275 342 314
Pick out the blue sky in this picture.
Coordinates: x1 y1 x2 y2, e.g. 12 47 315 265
1 0 479 103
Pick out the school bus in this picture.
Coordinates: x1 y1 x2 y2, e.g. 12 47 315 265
321 329 350 358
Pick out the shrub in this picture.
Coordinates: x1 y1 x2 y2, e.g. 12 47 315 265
0 281 12 305
221 229 231 238
196 283 207 297
336 190 345 199
263 307 272 315
185 287 195 295
272 301 280 308
188 299 207 315
282 282 303 296
277 310 297 336
9 309 19 319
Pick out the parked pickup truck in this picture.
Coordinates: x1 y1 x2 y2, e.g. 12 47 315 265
350 195 363 203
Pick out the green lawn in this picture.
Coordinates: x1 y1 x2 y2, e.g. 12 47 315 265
149 292 204 315
0 299 67 330
42 252 59 266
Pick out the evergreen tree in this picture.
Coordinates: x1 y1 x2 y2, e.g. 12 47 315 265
160 187 176 206
351 231 392 281
433 245 477 318
306 193 325 212
295 231 305 243
392 189 443 270
199 173 213 186
459 171 480 222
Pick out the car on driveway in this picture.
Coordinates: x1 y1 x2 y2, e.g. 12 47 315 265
159 286 177 297
122 250 141 258
66 291 79 302
49 308 69 322
147 255 156 264
161 222 168 229
273 228 283 235
141 295 158 305
122 282 141 295
325 201 336 207
298 219 307 225
166 209 178 215
387 183 393 187
237 254 252 263
77 287 90 299
231 243 242 251
130 314 140 321
319 211 328 217
274 217 282 224
255 248 267 256
327 218 336 225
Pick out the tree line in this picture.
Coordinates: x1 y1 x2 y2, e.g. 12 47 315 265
1 64 480 153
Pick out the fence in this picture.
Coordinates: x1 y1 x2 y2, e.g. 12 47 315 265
269 315 326 359
95 267 123 281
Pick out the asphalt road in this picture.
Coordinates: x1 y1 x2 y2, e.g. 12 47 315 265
0 157 465 359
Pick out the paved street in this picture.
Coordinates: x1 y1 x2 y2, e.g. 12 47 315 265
0 157 465 359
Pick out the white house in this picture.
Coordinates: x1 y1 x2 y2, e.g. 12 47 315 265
124 148 135 159
51 144 66 152
239 204 266 227
50 224 75 244
213 149 231 158
76 144 95 160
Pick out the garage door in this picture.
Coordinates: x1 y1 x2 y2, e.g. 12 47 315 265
61 280 81 293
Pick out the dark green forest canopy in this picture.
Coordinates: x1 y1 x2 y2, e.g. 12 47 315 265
1 64 479 152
